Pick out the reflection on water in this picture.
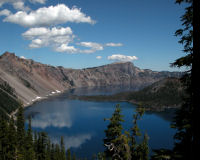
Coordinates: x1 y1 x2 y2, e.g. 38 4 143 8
25 87 176 159
50 133 92 149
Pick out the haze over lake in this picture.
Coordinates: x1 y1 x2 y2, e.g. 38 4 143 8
25 87 176 159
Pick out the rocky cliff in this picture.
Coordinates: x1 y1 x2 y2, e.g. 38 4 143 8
0 52 182 106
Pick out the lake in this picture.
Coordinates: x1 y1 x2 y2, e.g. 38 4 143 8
25 87 176 159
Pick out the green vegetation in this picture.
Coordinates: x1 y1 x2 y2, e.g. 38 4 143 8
151 0 198 159
0 106 73 160
98 104 149 160
72 78 184 111
0 81 21 119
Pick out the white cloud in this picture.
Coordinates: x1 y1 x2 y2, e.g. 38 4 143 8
108 54 138 61
0 9 11 16
79 42 103 50
105 43 123 47
55 44 78 53
0 0 45 9
0 0 31 11
20 56 26 59
29 0 46 4
22 26 75 51
96 56 102 59
2 4 95 27
77 42 103 54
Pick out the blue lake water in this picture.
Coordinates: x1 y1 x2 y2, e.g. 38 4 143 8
25 87 176 159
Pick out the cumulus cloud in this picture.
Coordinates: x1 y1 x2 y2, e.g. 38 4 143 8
0 0 45 10
20 56 26 59
55 44 78 53
22 26 75 50
77 42 103 54
1 4 95 27
79 42 103 50
96 56 102 59
105 43 123 47
0 9 11 16
29 0 46 4
108 54 138 62
0 0 33 11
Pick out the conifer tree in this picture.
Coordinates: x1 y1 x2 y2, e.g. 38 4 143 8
66 148 71 160
24 117 35 160
16 106 25 160
46 138 51 160
7 116 17 160
60 136 67 160
104 104 124 158
0 117 9 160
104 104 131 159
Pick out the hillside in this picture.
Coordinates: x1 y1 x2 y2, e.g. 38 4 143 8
0 78 22 119
73 78 184 111
0 52 182 106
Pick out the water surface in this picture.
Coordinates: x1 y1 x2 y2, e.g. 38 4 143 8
25 87 176 159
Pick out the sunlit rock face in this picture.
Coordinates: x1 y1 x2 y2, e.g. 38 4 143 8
0 52 182 105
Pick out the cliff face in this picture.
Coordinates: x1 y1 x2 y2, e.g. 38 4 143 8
0 52 182 105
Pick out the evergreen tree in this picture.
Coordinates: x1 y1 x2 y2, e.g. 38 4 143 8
54 143 61 160
16 106 25 160
7 116 17 160
152 0 199 159
37 132 48 160
72 153 76 160
130 107 149 160
66 148 71 160
60 136 67 160
50 143 56 160
104 104 131 159
0 117 9 160
46 138 51 160
24 117 35 160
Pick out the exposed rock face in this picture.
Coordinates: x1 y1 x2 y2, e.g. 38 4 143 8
0 52 182 105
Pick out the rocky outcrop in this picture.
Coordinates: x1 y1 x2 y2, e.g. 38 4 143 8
0 52 182 106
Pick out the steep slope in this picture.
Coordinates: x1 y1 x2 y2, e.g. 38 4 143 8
0 52 182 106
0 78 21 118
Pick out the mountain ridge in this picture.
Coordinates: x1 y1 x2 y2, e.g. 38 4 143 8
0 52 182 106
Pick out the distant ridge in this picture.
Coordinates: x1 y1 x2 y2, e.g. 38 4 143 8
0 52 182 106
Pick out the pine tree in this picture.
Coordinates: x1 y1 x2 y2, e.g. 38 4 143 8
46 138 51 160
66 148 71 160
0 117 9 160
104 104 124 158
130 107 149 160
16 106 25 160
7 116 17 160
104 104 131 159
54 143 61 160
60 136 67 160
24 117 35 160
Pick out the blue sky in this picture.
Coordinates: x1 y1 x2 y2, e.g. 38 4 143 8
0 0 186 71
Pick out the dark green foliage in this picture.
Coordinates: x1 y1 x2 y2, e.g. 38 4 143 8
0 105 69 160
16 106 26 160
152 0 199 159
0 82 21 117
66 148 71 160
61 137 67 160
7 117 17 160
104 104 125 158
24 117 35 160
103 105 149 160
130 108 149 160
0 117 9 160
